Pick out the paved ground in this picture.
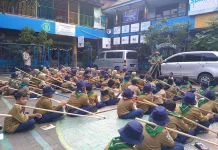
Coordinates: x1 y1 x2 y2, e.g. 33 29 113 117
0 75 218 150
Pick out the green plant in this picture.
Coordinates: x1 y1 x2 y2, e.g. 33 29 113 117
17 27 37 44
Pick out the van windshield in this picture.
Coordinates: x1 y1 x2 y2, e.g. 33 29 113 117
127 52 137 59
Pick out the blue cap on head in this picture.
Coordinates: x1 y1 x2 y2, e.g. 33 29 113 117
204 90 216 100
43 85 55 96
11 72 18 79
182 92 196 105
76 80 86 91
201 81 209 88
122 88 134 99
149 106 170 126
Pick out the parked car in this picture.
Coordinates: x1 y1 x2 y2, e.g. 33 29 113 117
93 50 138 71
161 51 218 82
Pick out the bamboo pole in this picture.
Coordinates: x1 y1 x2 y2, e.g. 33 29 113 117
15 104 101 119
95 107 117 114
136 118 218 146
0 114 12 117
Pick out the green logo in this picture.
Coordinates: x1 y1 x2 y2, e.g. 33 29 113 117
41 21 51 32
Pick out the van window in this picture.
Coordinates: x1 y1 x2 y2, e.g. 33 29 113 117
184 54 202 62
127 52 137 59
106 52 123 59
202 53 218 61
166 55 184 63
98 53 105 59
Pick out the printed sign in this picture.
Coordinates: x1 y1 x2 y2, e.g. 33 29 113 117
114 26 121 34
94 7 106 29
55 22 75 36
78 36 84 48
130 35 139 44
121 36 129 44
102 38 111 49
122 25 130 33
131 23 140 32
123 8 139 23
113 37 120 45
188 0 218 16
141 21 151 31
40 124 55 130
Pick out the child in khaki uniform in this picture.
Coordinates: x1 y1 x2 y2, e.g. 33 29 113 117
117 88 143 119
164 79 182 101
121 75 132 91
163 100 195 144
61 75 75 93
137 74 145 90
4 91 42 133
33 85 66 123
153 83 166 105
4 73 20 95
137 106 184 150
67 80 97 115
198 90 218 123
105 121 144 150
128 79 140 96
176 92 213 135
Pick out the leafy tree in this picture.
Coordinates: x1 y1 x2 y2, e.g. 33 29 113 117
191 16 218 51
17 27 37 44
37 30 53 47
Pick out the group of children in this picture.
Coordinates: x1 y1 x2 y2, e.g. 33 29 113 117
1 66 218 150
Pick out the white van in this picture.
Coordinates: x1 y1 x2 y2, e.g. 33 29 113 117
93 50 138 71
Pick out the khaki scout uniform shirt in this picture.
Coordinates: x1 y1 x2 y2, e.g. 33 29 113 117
121 82 131 91
154 89 166 105
61 81 74 93
101 88 116 101
4 105 34 133
176 106 209 129
137 127 175 150
137 94 154 113
67 91 90 108
88 92 98 105
199 100 218 115
165 86 177 100
33 97 62 115
117 98 135 117
5 79 19 95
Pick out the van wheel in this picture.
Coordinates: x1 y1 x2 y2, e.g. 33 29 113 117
198 73 213 83
94 65 98 70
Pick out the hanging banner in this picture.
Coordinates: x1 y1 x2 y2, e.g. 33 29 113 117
78 36 84 48
123 8 139 23
114 26 121 34
55 22 75 36
122 25 130 33
121 36 129 44
131 23 140 32
130 35 139 44
140 35 145 43
102 38 111 49
141 21 151 31
113 37 120 45
94 7 106 29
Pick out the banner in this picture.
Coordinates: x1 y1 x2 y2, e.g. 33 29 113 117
121 36 129 44
102 38 111 49
188 0 218 16
131 23 139 32
78 36 84 48
113 37 120 45
114 26 121 34
55 22 75 36
130 35 139 44
141 21 151 31
123 8 139 23
94 7 106 29
122 25 130 33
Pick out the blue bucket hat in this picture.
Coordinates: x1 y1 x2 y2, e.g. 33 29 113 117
201 81 209 88
143 83 152 93
85 82 93 89
104 74 109 79
76 80 86 91
43 85 55 96
101 70 106 75
204 90 216 100
122 88 134 99
182 92 196 105
64 75 71 81
118 121 144 145
209 80 217 87
123 68 127 72
84 70 91 75
125 72 130 76
124 75 131 81
71 69 77 74
84 74 90 79
175 78 182 86
149 106 170 126
11 72 18 79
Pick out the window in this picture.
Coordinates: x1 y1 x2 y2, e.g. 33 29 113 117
184 54 202 62
202 53 218 61
106 52 123 59
166 55 184 63
127 52 137 59
155 3 180 20
98 53 105 59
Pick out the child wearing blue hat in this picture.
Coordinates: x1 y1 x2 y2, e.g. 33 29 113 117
33 85 66 123
197 81 209 96
61 75 75 93
67 80 97 115
176 92 214 135
101 74 111 88
164 79 182 101
4 91 42 133
137 83 157 114
137 106 184 150
198 90 218 123
100 79 120 106
121 75 132 91
163 100 195 144
4 73 20 95
105 121 144 150
152 83 166 105
117 88 143 119
69 69 78 83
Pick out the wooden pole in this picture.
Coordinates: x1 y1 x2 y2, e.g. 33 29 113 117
136 118 218 146
95 107 117 114
15 104 101 119
0 114 12 117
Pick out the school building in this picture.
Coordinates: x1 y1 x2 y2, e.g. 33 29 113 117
0 0 217 71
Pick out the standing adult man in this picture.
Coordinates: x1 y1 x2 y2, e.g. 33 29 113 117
150 51 162 79
22 47 32 72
